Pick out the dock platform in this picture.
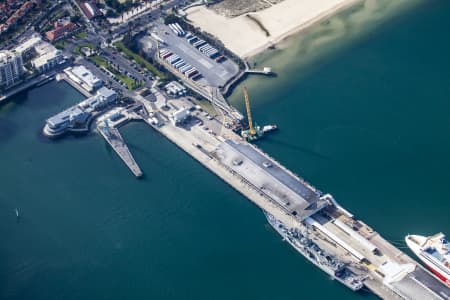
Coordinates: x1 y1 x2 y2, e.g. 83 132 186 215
245 67 273 75
97 123 143 178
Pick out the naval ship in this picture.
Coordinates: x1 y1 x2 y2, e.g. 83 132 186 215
405 233 450 286
265 212 365 291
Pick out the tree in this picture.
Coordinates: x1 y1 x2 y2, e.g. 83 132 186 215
70 15 81 23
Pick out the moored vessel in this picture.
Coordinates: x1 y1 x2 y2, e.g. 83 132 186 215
265 211 365 291
405 233 450 286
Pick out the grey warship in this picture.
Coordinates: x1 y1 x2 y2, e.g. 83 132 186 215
265 211 365 291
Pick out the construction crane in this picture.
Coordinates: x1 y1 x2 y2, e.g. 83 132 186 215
241 87 278 142
243 87 256 136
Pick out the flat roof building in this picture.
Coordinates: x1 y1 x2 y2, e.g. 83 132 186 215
44 87 117 137
31 41 63 73
170 107 191 126
14 35 42 56
164 81 187 96
64 65 102 92
0 49 23 87
216 140 329 220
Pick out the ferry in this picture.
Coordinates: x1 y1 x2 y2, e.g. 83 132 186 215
405 233 450 286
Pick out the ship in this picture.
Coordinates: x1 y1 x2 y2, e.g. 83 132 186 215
405 233 450 286
265 212 365 291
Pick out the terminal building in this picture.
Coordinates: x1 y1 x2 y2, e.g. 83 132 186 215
44 87 117 137
216 140 329 220
0 49 24 88
64 65 103 92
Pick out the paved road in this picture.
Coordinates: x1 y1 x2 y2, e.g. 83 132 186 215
108 0 188 38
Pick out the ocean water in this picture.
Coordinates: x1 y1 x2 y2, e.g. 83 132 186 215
1 1 450 299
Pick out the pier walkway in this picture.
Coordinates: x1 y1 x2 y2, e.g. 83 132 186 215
97 123 143 178
140 93 449 300
245 67 273 75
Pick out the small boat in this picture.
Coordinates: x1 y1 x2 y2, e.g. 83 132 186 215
15 208 19 217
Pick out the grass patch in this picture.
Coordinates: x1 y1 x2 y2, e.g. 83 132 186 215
116 73 142 90
113 41 165 79
116 74 137 90
106 64 141 91
73 43 96 55
190 97 217 116
54 40 67 50
90 55 108 68
74 31 87 39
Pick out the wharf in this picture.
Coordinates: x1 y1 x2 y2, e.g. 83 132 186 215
245 67 273 75
138 93 449 300
0 72 55 103
56 73 92 98
96 103 150 178
155 54 244 122
97 122 143 178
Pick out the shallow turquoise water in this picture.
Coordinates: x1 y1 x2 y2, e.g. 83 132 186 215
1 1 450 299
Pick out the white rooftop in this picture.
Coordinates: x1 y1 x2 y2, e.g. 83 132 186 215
15 35 42 54
71 65 102 87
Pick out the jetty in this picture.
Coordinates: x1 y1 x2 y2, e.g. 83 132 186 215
245 67 273 75
97 122 143 178
56 73 92 98
96 103 150 178
134 92 450 300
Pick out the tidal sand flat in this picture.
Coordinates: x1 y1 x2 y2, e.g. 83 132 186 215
186 0 359 58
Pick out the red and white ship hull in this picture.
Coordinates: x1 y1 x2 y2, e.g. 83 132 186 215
405 234 450 287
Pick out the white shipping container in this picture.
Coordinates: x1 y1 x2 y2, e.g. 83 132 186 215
174 23 185 35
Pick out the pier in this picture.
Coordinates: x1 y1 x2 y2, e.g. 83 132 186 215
97 122 143 178
56 73 92 98
96 103 151 178
245 67 273 75
135 92 450 300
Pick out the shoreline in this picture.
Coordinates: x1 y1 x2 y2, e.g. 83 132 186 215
186 0 361 60
242 0 360 59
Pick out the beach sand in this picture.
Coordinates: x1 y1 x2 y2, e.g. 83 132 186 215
186 0 360 59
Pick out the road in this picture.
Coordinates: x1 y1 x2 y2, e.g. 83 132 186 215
107 0 188 39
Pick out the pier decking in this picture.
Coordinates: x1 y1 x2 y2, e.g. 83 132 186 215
95 103 151 178
135 92 450 299
97 123 143 178
245 67 273 75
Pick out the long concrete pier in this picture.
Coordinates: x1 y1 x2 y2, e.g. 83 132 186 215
97 123 143 178
138 93 449 300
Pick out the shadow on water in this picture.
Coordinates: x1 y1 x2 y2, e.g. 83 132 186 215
36 129 96 144
261 137 330 161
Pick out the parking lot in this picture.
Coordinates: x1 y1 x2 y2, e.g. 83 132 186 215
153 24 240 87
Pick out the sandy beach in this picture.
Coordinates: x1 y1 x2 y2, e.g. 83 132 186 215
186 0 360 58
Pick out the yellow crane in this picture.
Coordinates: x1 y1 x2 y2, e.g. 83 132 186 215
243 86 257 137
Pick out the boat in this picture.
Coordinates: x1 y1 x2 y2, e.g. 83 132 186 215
265 211 365 291
405 233 450 286
262 124 277 133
